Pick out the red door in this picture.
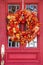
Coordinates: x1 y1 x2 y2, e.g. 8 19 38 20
0 0 43 65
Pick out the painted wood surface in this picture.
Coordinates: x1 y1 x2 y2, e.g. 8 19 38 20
0 0 43 65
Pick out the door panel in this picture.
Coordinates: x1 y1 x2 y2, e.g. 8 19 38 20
5 52 40 63
0 0 43 65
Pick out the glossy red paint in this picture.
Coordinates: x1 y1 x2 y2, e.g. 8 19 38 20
0 0 43 65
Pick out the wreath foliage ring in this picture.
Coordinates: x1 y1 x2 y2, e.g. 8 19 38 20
7 10 40 44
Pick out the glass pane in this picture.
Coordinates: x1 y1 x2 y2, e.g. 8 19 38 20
8 37 20 48
26 4 38 48
17 5 19 10
9 42 12 47
8 41 20 48
8 4 20 13
26 4 38 16
12 41 15 47
8 39 12 47
26 36 37 48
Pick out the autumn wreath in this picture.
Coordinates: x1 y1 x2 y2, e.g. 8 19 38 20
7 10 40 45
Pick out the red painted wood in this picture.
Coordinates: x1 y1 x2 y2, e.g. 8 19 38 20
5 52 39 63
25 0 40 3
7 0 21 3
7 53 37 59
0 0 43 65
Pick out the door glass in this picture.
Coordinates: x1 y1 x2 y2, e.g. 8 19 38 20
26 4 38 48
8 39 20 48
26 36 37 48
26 4 38 16
8 4 20 48
8 4 20 13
